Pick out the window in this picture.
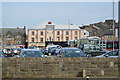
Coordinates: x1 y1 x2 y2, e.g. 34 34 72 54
49 37 52 41
32 31 34 35
75 31 78 35
66 31 69 35
84 33 86 35
75 37 77 40
16 41 21 44
40 38 43 42
57 31 60 35
16 35 21 39
7 34 11 38
108 36 112 38
32 38 34 42
66 37 69 41
57 37 60 41
41 31 43 35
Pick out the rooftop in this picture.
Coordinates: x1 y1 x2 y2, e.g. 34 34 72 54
32 21 80 30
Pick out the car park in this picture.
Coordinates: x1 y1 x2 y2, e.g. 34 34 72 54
96 49 119 57
57 47 87 57
19 49 44 57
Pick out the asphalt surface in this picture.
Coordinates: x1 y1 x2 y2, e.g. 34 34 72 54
1 77 119 80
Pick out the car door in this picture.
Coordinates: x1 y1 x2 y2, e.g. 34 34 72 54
94 46 104 56
108 50 118 57
58 49 65 57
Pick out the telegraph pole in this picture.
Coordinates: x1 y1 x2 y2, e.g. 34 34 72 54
113 0 115 51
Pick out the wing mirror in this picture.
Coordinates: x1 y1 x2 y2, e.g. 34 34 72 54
104 54 109 57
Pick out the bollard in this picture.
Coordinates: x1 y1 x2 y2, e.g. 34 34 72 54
101 70 104 76
110 62 114 67
86 76 89 80
83 69 86 78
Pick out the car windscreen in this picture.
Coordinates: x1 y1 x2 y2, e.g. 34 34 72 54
105 50 118 56
6 49 12 51
23 51 42 57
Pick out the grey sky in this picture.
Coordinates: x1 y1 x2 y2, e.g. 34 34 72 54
2 2 118 29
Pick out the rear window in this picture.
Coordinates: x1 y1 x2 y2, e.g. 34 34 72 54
65 49 86 57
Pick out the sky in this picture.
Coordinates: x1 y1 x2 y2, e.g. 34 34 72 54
1 2 118 29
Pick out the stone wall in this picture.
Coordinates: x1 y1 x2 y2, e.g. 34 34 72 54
0 58 2 79
2 57 118 78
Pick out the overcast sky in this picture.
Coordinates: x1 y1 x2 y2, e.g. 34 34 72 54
2 2 118 29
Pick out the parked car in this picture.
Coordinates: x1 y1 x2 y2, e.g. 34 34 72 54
57 47 87 57
28 46 38 49
96 49 119 57
0 48 4 57
19 49 44 57
2 48 14 57
78 44 108 57
13 48 22 56
54 48 61 55
43 47 57 56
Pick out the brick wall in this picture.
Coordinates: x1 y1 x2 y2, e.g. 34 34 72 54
2 57 118 78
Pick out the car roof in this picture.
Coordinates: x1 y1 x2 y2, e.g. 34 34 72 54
22 49 40 51
62 47 80 50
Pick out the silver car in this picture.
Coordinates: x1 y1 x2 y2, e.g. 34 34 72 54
96 50 118 57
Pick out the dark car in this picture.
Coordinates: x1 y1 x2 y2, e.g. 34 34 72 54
78 44 108 57
57 47 87 57
28 46 38 49
96 49 119 57
43 47 56 56
13 48 22 56
19 49 44 57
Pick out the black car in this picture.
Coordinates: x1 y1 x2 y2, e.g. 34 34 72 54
13 48 22 56
43 47 56 56
2 48 14 57
57 47 87 57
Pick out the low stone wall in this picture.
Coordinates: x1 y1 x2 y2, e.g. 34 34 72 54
2 57 118 78
0 58 2 79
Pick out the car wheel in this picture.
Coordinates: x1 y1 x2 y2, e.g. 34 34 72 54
87 54 92 57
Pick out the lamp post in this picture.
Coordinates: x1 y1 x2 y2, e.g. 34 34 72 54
1 34 3 48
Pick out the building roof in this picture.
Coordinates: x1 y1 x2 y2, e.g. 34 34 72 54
33 21 80 30
0 27 25 35
103 30 113 35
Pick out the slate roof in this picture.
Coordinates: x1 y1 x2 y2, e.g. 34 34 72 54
103 30 113 35
0 28 25 35
32 21 80 30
